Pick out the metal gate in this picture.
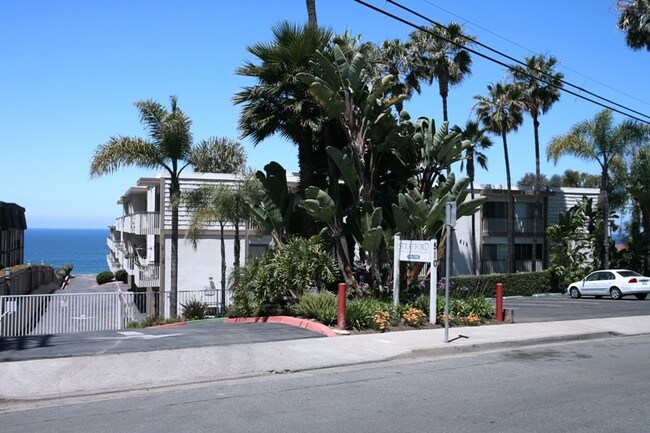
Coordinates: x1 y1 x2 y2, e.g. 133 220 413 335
0 292 141 337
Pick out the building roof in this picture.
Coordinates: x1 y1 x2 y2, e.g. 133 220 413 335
0 201 27 230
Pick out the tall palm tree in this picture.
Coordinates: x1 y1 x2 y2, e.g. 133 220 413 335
410 22 473 122
190 137 246 173
90 96 192 317
617 0 650 51
474 82 525 273
233 21 332 196
511 55 564 270
548 109 649 269
185 184 231 313
370 38 421 114
306 0 317 27
453 120 493 274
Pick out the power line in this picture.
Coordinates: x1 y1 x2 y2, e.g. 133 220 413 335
418 0 650 110
353 0 650 125
386 0 650 122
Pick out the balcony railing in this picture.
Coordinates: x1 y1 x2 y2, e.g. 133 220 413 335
482 218 545 234
115 212 160 235
135 264 160 287
482 259 545 274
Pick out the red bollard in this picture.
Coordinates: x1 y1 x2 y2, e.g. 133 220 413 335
496 283 503 322
337 283 347 330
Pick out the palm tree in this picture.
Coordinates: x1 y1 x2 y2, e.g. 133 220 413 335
233 21 332 196
474 82 525 273
90 96 192 317
370 38 421 114
410 22 473 122
511 55 564 270
306 0 317 27
190 137 246 173
185 184 232 313
453 120 493 274
548 109 649 269
617 0 650 51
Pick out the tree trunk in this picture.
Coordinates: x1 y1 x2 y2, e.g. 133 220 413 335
306 0 317 27
470 178 478 275
170 178 180 317
532 117 541 272
502 127 514 274
642 205 650 275
601 165 610 269
220 221 226 314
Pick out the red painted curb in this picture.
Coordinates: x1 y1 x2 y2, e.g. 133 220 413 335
225 316 337 337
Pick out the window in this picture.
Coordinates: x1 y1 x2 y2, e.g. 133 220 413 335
483 202 507 218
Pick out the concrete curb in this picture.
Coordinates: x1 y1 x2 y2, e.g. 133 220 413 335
225 316 338 337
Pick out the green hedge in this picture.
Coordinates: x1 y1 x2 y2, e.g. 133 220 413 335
449 270 554 298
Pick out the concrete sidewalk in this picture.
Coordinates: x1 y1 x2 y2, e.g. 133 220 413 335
2 315 650 402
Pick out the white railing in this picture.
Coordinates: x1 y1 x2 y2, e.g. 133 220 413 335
176 289 229 316
0 292 143 337
133 212 160 235
135 264 160 287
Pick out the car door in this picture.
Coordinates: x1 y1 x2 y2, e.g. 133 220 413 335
582 272 604 296
595 271 615 295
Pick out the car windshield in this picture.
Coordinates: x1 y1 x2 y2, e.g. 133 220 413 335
617 271 642 278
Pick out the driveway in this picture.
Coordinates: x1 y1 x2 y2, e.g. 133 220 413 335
0 319 324 362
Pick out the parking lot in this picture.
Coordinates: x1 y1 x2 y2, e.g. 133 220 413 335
504 294 650 323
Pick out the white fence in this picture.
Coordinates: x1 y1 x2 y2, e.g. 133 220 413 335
0 292 143 337
0 289 232 336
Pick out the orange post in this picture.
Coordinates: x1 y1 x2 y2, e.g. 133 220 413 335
496 283 503 322
337 283 347 330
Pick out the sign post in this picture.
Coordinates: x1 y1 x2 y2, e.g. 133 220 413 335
393 235 437 323
445 201 457 343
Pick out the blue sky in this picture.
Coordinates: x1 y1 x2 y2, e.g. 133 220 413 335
2 0 649 228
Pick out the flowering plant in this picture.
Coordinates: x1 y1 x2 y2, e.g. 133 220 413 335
373 310 391 331
402 307 426 327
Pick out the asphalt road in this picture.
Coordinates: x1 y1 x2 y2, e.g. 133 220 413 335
3 335 649 432
504 294 650 323
3 294 650 362
0 319 323 362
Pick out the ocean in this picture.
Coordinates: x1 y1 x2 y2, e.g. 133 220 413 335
24 228 109 275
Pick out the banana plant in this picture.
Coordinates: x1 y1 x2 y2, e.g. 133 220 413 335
247 162 299 248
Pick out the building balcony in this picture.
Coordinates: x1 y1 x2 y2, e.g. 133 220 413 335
115 212 160 235
135 263 160 287
482 259 544 274
482 217 545 235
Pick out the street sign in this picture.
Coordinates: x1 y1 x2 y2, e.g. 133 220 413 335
393 236 437 323
398 240 436 263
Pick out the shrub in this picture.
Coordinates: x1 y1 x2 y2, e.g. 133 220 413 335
230 236 338 315
346 298 393 330
181 299 208 320
373 310 391 331
96 271 115 285
115 269 128 283
449 270 553 298
402 307 426 327
126 315 182 328
298 291 337 325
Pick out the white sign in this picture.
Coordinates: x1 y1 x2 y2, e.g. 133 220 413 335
393 236 438 323
398 240 436 263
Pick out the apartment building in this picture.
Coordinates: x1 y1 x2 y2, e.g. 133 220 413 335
0 201 26 268
452 185 600 275
106 171 293 318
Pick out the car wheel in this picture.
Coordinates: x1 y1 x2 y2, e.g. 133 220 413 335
569 287 581 299
610 287 623 300
635 293 647 300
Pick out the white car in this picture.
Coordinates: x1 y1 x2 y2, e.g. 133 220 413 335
567 269 650 300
